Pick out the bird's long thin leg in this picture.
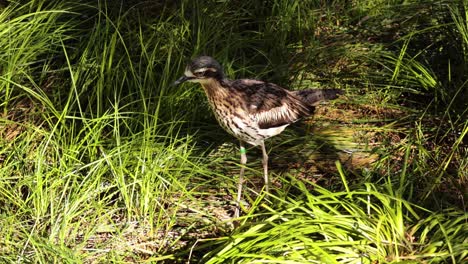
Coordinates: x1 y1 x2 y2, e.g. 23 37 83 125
260 140 269 192
235 141 247 218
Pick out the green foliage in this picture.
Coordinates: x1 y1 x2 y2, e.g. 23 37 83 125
202 179 467 263
0 0 466 263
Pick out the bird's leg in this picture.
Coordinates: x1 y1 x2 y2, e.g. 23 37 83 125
260 141 269 192
235 141 247 218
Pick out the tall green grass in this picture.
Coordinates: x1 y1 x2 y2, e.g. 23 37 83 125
200 178 467 263
0 1 205 262
369 0 468 208
0 0 466 263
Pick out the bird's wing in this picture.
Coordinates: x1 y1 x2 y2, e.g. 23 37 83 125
232 80 314 129
292 89 343 105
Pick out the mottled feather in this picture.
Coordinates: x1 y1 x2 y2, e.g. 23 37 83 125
292 89 343 106
225 79 314 129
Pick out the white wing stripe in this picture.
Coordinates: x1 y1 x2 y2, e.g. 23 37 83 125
251 103 298 126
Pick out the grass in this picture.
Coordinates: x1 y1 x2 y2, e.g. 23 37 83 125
200 179 467 263
0 0 467 263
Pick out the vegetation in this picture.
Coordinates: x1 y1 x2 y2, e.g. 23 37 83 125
0 0 466 263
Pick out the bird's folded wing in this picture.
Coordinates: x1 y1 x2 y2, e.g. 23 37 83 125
233 81 312 129
251 102 305 129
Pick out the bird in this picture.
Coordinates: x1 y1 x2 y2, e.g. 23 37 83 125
174 56 342 218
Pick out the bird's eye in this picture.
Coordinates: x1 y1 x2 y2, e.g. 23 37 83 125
194 70 205 77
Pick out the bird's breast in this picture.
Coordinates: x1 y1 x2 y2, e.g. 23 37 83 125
200 85 259 144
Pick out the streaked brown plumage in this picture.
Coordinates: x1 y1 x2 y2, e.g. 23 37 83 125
174 56 342 217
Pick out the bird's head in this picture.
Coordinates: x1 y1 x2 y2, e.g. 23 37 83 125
174 56 224 85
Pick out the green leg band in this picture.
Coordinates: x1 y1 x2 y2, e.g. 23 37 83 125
240 147 247 154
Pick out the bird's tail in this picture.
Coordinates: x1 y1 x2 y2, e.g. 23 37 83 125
292 89 343 106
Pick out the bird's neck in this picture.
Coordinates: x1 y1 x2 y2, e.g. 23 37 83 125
200 78 229 100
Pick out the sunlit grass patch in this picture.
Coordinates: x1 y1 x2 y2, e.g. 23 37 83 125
199 178 467 264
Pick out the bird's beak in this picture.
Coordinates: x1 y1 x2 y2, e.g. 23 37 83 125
173 75 193 86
